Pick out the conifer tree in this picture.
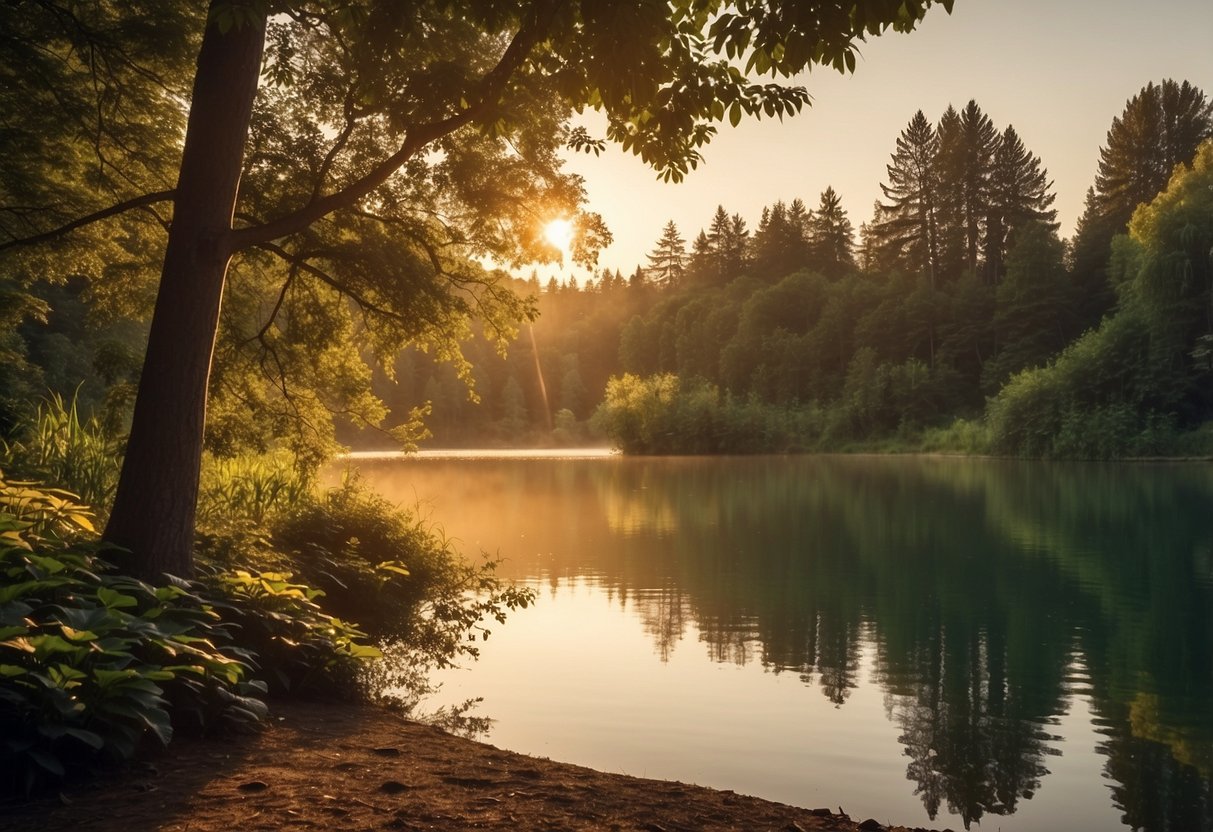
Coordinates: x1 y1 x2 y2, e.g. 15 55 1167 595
872 110 940 285
961 101 999 276
1071 79 1212 327
984 125 1057 284
1095 80 1212 230
687 230 715 286
933 104 966 280
753 200 808 278
935 101 999 279
704 206 750 284
647 220 687 288
728 213 751 279
808 186 856 278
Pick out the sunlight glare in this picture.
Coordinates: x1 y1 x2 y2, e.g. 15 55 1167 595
544 218 574 254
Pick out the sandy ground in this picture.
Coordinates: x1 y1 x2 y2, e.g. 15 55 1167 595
1 700 948 832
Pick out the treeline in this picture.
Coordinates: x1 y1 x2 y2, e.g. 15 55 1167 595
7 81 1211 459
503 456 1213 829
370 79 1213 457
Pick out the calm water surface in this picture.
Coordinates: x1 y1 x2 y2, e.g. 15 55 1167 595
347 453 1213 832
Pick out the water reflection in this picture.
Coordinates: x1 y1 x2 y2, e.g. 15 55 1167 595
349 455 1213 831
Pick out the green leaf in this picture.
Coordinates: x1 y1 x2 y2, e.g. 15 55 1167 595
96 587 138 609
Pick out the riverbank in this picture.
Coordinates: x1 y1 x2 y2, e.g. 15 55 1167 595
1 700 945 832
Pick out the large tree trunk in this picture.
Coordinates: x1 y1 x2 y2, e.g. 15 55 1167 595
104 4 266 579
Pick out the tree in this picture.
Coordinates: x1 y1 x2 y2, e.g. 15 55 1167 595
753 199 810 279
647 220 687 288
983 125 1056 284
1070 79 1212 327
932 104 966 280
983 223 1071 391
871 110 940 285
807 186 856 278
704 205 751 284
937 101 998 280
2 0 953 577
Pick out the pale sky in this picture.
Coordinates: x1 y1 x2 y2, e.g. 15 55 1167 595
544 0 1213 282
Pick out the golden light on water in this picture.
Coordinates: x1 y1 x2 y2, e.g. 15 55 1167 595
543 218 574 254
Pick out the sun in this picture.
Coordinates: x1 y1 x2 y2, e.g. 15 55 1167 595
543 218 574 254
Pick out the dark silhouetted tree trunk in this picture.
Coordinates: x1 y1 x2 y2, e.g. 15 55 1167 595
103 4 267 579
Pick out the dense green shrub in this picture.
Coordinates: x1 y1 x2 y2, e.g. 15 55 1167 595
592 371 958 454
0 475 264 794
256 478 530 666
202 566 380 697
193 473 534 717
592 373 818 454
0 472 391 796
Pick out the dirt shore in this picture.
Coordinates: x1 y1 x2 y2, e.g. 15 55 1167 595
1 700 947 832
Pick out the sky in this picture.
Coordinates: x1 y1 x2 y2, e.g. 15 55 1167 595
541 0 1213 283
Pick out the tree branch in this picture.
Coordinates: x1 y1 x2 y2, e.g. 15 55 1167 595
252 240 410 327
0 189 175 253
230 0 558 251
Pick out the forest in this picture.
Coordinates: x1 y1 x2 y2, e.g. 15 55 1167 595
372 81 1213 459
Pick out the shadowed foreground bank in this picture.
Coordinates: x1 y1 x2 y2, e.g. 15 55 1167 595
1 700 947 832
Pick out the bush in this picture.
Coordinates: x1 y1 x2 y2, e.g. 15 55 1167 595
196 475 534 707
919 418 991 454
265 479 531 664
0 472 387 796
0 476 264 794
202 566 380 697
592 373 820 454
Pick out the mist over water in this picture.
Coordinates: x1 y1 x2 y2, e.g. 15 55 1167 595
347 453 1213 832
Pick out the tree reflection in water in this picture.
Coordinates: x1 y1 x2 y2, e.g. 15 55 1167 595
355 455 1213 831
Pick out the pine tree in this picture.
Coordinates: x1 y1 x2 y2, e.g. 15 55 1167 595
934 100 1000 280
703 206 750 284
787 198 812 238
961 101 999 276
728 213 750 278
647 220 687 288
687 229 714 286
1094 80 1212 231
933 104 966 280
984 124 1057 284
705 205 733 284
807 186 856 278
871 110 940 285
752 199 808 278
1071 79 1212 327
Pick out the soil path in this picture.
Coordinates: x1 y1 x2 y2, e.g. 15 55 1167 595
1 700 947 832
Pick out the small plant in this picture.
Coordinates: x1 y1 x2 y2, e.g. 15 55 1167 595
203 566 381 696
198 476 535 710
197 452 312 526
0 469 97 546
0 392 121 516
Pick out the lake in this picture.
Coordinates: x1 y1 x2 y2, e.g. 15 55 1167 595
344 452 1213 832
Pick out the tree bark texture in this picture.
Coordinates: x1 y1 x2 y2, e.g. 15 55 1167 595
103 4 266 579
